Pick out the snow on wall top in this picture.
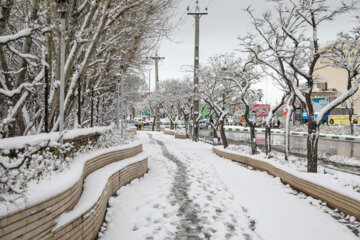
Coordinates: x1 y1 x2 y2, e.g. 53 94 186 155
214 146 360 202
0 140 142 217
53 152 147 231
0 126 112 150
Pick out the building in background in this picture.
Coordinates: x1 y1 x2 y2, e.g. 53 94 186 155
314 44 360 114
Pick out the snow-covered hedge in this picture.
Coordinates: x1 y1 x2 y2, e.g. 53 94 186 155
0 126 111 150
0 126 136 205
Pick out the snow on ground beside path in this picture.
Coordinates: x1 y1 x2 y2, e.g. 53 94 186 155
210 154 359 240
223 125 360 139
329 154 360 167
292 124 360 137
99 133 179 239
102 132 359 240
224 123 360 136
225 145 360 202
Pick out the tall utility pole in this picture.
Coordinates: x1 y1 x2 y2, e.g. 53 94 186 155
188 0 207 141
150 54 164 131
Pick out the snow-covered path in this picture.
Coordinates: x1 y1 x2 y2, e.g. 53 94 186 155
100 132 358 240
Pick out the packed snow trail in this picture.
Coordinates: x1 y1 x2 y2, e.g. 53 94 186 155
153 135 257 240
100 132 358 240
155 138 204 239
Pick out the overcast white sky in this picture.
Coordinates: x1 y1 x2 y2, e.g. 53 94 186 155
148 0 359 105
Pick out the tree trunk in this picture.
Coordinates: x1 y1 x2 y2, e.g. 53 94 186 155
265 125 271 155
212 125 220 143
348 105 354 135
183 114 189 137
219 120 228 148
96 93 100 124
249 123 257 155
152 116 156 131
307 120 319 173
77 77 81 127
44 59 49 132
285 94 295 161
90 87 94 127
285 114 292 161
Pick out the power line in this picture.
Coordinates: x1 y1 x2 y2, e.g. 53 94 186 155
160 0 197 58
205 0 214 8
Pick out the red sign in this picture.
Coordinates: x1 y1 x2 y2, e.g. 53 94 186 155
249 104 270 117
283 104 293 117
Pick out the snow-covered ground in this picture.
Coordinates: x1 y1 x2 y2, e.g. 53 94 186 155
225 145 360 200
291 124 360 136
243 122 360 136
100 132 360 240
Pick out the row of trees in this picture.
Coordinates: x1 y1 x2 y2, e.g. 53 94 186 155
0 0 176 138
148 0 360 173
2 0 359 174
240 0 360 172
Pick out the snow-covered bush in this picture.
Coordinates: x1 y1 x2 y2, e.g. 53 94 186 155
175 128 186 135
0 127 137 205
0 140 74 204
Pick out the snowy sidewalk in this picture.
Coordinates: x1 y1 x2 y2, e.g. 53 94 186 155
99 132 358 240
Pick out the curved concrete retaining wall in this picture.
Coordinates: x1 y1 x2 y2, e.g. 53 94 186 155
164 130 176 135
0 144 143 240
175 134 187 139
213 148 360 221
49 158 148 240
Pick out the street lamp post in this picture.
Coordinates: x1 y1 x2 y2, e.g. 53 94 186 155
120 59 126 138
148 69 151 120
57 0 68 144
116 75 120 128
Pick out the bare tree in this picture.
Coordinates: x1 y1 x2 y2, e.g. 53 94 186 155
242 0 358 172
322 28 360 136
344 95 360 135
223 56 263 154
0 0 177 138
198 55 240 148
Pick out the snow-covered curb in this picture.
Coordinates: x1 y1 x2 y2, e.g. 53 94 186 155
223 126 360 143
164 129 176 135
53 152 147 231
213 146 360 220
0 140 142 217
0 126 112 150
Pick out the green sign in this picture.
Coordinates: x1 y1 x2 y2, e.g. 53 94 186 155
202 107 209 118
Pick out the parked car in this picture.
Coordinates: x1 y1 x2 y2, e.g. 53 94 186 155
198 119 208 129
131 118 149 128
